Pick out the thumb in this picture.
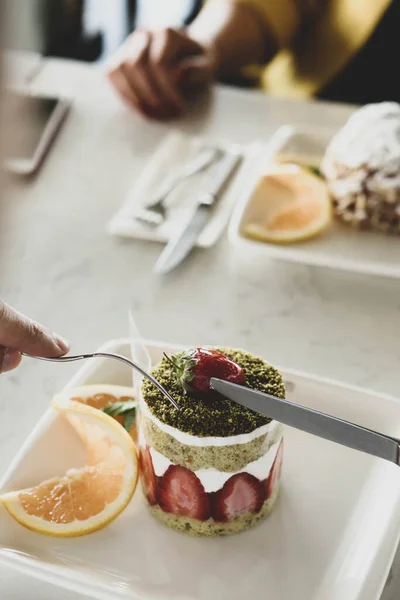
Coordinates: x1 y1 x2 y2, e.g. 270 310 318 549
0 301 70 373
177 54 216 88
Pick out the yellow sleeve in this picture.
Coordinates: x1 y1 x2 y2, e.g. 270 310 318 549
212 0 301 48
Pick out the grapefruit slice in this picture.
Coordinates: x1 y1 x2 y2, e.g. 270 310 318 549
0 395 138 537
242 163 332 244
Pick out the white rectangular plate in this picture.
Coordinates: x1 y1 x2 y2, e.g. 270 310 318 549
228 125 400 278
1 339 400 600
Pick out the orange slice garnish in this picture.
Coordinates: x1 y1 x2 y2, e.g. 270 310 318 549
242 163 332 244
0 395 138 537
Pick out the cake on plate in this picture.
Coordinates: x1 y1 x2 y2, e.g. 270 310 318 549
321 102 400 234
139 347 285 536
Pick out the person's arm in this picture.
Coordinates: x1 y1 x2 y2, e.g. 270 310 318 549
187 1 278 83
0 300 70 373
107 0 281 119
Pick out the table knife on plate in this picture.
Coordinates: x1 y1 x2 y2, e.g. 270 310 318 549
154 150 242 274
210 378 400 465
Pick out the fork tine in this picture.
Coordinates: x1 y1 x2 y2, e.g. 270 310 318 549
134 209 165 227
132 146 221 228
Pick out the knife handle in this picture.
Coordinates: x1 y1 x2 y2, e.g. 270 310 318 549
199 151 242 207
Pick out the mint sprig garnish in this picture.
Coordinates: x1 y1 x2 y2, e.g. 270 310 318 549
123 410 137 433
306 164 322 178
102 400 136 432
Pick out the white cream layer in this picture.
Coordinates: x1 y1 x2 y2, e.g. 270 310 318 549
149 438 282 493
141 398 280 447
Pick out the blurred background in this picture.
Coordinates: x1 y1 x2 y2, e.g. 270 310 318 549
6 0 203 62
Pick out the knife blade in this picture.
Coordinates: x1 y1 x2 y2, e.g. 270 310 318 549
210 378 400 466
154 151 242 274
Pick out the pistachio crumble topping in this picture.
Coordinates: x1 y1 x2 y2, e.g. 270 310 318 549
141 348 285 437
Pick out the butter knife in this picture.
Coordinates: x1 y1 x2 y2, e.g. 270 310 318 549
210 378 400 465
154 150 242 274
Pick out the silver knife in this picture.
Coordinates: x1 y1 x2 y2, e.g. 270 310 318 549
210 378 400 466
154 151 242 274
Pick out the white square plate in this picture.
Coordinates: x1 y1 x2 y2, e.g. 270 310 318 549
1 338 400 600
228 125 400 279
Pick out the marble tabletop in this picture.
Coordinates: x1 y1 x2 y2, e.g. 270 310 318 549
1 58 400 599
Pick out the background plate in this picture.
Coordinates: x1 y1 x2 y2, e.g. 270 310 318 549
228 125 400 279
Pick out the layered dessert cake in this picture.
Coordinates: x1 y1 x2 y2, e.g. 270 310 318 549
139 347 285 536
321 102 400 233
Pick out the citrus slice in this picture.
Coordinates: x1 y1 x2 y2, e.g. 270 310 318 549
0 397 138 537
242 163 332 244
58 384 137 442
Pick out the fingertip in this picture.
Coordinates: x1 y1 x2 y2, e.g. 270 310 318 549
120 91 140 110
107 67 139 110
106 64 119 84
0 348 22 373
52 334 70 355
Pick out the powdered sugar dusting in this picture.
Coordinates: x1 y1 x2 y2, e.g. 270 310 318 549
322 102 400 175
321 102 400 233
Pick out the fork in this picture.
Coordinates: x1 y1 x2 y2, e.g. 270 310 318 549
22 352 179 410
134 145 222 227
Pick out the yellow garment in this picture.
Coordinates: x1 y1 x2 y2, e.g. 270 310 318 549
219 0 391 97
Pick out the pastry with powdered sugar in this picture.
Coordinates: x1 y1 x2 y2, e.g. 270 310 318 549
321 102 400 234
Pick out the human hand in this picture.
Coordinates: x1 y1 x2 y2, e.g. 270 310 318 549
107 28 216 120
0 300 70 373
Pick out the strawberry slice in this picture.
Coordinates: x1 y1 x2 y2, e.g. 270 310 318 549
139 446 157 506
264 439 284 500
158 465 210 521
211 473 264 523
